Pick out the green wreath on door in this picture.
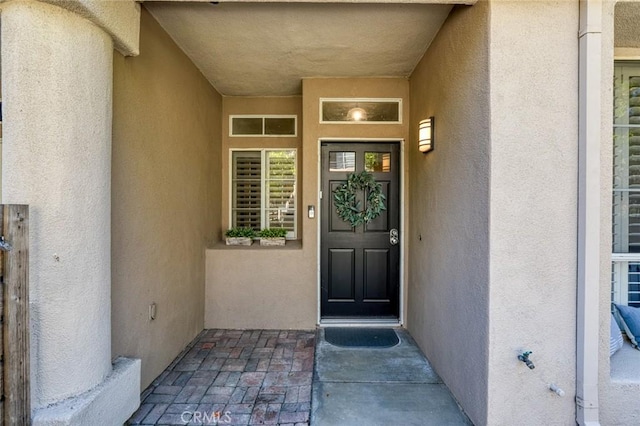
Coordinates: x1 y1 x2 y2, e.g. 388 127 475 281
333 171 386 228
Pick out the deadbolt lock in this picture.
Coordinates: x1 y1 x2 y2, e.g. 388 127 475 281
390 229 399 245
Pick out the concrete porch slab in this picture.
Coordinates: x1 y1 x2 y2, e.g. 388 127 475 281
311 327 471 426
314 328 440 384
312 382 471 425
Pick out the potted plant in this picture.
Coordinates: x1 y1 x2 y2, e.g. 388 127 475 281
258 228 288 246
225 227 256 246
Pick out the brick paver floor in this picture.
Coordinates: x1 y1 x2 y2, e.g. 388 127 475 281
128 329 315 426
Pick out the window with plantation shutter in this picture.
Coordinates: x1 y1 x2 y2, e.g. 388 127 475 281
232 151 262 230
265 151 296 233
231 150 297 238
612 62 640 308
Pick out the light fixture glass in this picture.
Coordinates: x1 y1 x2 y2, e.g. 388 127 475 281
347 107 368 121
418 117 434 153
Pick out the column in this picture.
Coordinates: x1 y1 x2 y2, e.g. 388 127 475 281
1 1 139 424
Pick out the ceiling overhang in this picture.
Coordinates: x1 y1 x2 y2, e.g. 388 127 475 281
146 1 469 96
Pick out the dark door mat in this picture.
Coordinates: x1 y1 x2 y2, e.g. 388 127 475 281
324 327 399 348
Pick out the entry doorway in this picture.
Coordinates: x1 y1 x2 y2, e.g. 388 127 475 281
320 141 400 319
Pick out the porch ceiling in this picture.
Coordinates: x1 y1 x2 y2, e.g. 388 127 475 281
145 1 455 96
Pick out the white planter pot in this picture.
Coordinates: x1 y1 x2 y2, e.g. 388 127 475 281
259 237 285 246
225 237 253 246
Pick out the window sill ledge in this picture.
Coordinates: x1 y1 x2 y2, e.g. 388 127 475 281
611 338 640 383
208 240 302 250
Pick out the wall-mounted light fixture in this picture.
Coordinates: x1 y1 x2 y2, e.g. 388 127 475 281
418 117 434 153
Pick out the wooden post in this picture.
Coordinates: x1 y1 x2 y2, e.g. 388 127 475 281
1 205 30 425
0 211 4 426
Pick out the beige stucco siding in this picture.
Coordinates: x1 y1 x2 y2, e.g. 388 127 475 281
220 96 302 235
205 245 316 329
487 0 578 423
407 3 490 425
2 0 117 408
206 96 313 330
112 7 222 390
303 77 409 325
599 1 617 422
40 0 141 56
601 2 640 423
206 78 408 329
302 78 410 322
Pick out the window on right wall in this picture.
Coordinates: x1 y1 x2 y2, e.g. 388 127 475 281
612 61 640 308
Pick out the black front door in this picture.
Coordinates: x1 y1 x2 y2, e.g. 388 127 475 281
320 142 400 318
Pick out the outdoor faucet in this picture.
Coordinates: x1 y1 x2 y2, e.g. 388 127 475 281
518 351 535 369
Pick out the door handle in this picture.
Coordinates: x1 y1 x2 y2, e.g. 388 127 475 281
390 228 399 245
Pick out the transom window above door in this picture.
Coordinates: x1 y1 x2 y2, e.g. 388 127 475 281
320 98 402 123
231 149 297 238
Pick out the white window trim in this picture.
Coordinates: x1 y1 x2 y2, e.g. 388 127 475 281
228 148 298 239
319 97 403 124
611 62 640 307
612 261 629 306
611 254 640 307
229 115 298 137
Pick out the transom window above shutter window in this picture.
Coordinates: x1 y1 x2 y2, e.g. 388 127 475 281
231 150 297 238
230 115 297 137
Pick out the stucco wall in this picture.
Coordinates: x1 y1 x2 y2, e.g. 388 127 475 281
2 0 115 408
487 0 578 423
112 7 222 389
205 244 316 329
601 2 640 424
42 0 140 55
301 77 410 285
407 3 490 425
220 96 302 235
304 78 410 325
206 78 408 329
206 96 313 330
